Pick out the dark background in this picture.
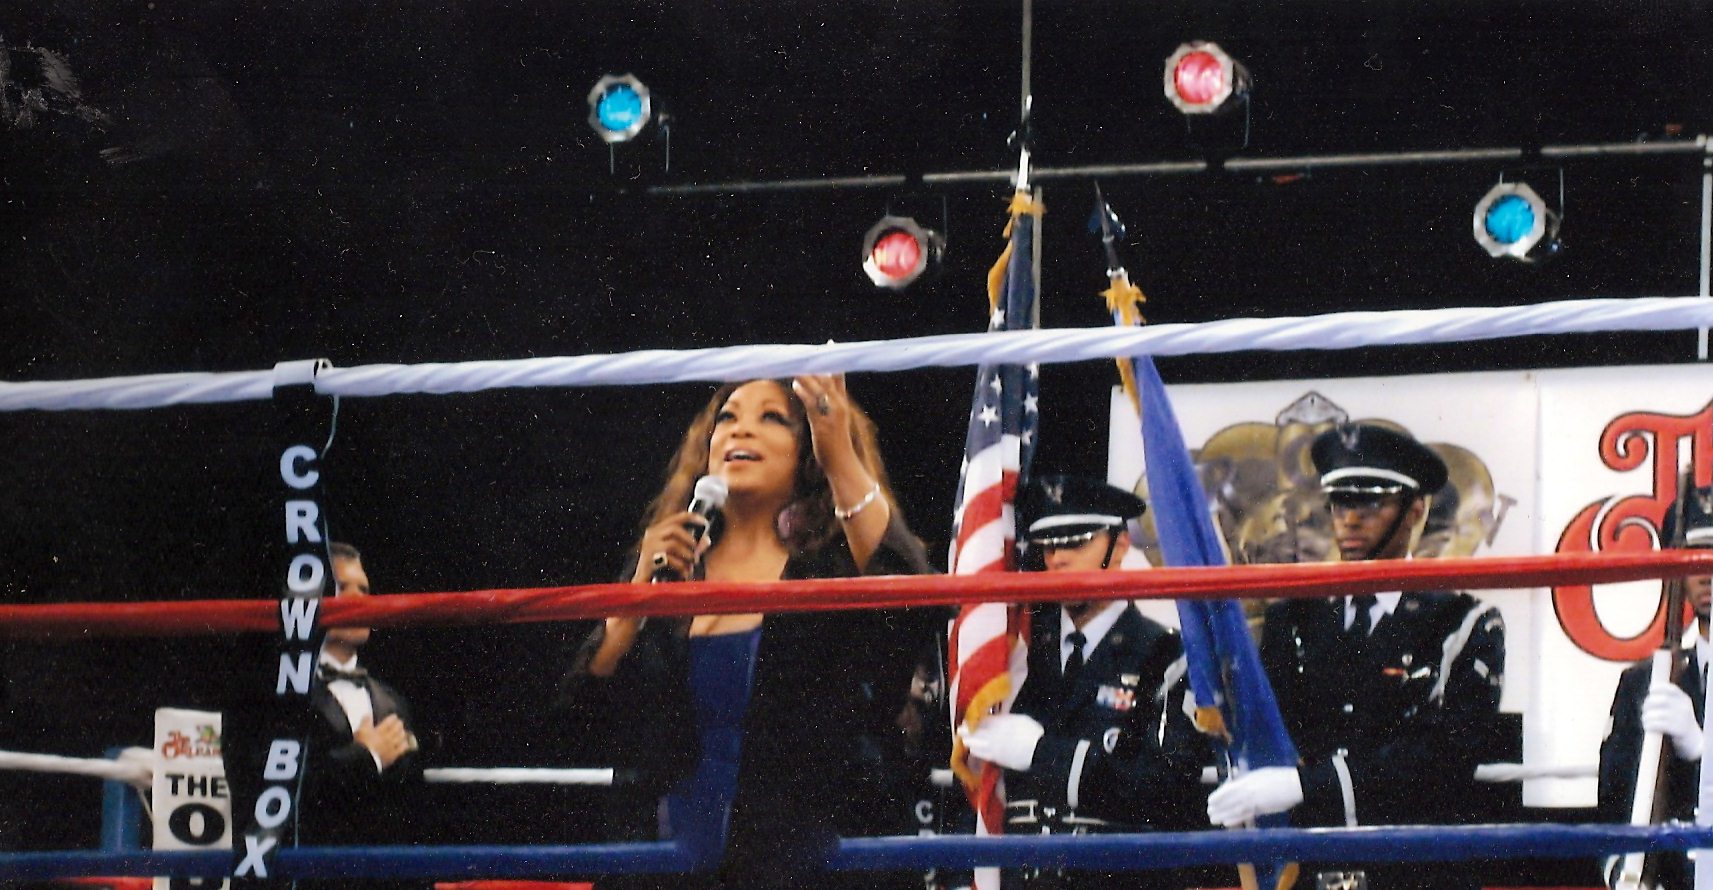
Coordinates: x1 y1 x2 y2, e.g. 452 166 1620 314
1 0 1710 860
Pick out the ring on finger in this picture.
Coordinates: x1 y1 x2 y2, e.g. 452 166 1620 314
815 394 831 416
650 551 669 569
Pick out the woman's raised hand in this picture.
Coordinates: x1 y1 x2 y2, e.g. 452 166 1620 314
791 374 854 472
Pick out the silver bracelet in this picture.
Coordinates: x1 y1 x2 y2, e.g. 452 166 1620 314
834 482 882 521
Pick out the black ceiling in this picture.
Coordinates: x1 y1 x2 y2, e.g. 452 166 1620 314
2 0 1710 573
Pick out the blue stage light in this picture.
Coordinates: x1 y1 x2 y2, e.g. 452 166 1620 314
587 74 653 144
1484 195 1536 245
1472 181 1560 262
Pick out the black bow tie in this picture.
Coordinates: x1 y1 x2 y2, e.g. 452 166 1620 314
317 664 369 684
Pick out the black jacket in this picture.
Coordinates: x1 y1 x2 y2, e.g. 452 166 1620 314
1005 602 1205 831
1260 591 1506 830
557 514 938 888
225 665 427 889
1598 645 1704 890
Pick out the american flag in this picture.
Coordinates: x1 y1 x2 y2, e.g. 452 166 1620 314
948 189 1042 875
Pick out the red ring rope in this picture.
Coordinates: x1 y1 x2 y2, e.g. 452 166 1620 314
1 550 1706 640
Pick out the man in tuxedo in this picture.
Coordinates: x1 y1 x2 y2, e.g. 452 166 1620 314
1207 424 1506 890
297 542 422 846
1598 486 1713 890
226 542 424 886
962 474 1205 890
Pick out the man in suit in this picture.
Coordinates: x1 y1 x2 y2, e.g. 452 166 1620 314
1207 424 1506 890
298 542 422 846
1597 486 1713 890
226 542 424 887
962 475 1206 890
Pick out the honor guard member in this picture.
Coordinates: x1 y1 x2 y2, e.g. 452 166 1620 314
962 474 1207 890
1207 425 1506 890
1598 486 1713 890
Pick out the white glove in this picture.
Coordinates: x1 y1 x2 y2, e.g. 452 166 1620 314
1642 682 1703 762
1206 766 1304 827
961 714 1046 772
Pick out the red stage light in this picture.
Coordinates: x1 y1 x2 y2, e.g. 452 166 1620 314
1172 51 1227 107
1163 41 1250 115
870 231 923 281
861 215 943 290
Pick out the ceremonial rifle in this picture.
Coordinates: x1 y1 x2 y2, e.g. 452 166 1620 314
1613 473 1694 890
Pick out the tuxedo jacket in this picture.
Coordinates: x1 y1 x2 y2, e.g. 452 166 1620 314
226 668 424 852
1005 603 1205 830
299 672 423 846
1260 591 1506 829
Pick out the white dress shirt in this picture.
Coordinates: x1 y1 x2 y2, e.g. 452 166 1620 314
1061 601 1126 671
318 648 383 772
1343 591 1402 635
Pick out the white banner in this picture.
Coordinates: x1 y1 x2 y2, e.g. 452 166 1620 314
151 707 231 890
1106 363 1713 807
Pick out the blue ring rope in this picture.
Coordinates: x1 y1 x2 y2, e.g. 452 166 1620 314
4 825 1712 880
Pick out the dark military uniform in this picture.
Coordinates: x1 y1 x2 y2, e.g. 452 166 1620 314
1261 590 1506 890
1001 602 1206 890
1598 647 1705 890
1595 482 1713 890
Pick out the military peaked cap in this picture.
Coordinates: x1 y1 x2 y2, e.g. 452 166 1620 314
1310 423 1449 496
1662 485 1713 547
1018 474 1146 546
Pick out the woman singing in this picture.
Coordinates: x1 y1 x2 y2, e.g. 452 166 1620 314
561 375 935 888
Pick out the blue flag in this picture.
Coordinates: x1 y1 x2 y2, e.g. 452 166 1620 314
1131 355 1297 773
1127 343 1300 890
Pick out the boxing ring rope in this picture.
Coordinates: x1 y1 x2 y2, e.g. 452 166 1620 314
10 825 1713 881
0 749 153 787
1 296 1709 412
1 749 1599 792
3 550 1709 879
0 753 620 787
8 300 1713 880
0 750 1599 792
0 550 1707 637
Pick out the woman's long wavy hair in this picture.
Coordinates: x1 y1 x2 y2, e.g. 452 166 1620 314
639 379 901 555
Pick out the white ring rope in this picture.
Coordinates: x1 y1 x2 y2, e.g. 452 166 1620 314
0 750 1588 790
422 767 616 785
2 297 1708 412
1473 762 1599 783
0 749 618 787
1176 763 1599 790
0 748 154 788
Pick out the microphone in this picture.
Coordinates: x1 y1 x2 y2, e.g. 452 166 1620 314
651 475 728 582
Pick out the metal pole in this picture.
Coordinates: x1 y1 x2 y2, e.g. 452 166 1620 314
1699 140 1711 360
99 747 142 853
1542 138 1710 160
648 174 910 197
1224 147 1523 172
646 138 1708 197
1019 0 1032 132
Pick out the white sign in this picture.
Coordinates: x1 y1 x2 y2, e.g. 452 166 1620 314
151 707 231 890
1105 363 1713 806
